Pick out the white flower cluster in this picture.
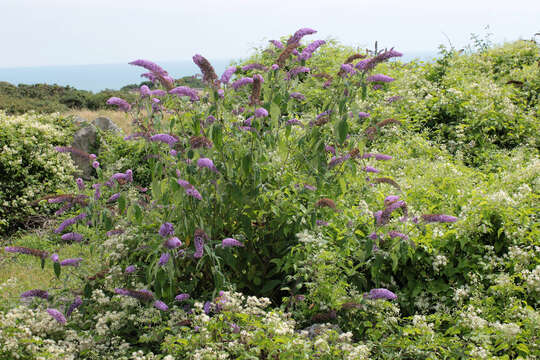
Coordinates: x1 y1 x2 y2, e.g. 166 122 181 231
522 265 540 293
432 254 448 273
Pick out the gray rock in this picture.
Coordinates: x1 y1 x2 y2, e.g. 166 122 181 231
92 117 120 133
73 116 88 127
71 124 98 179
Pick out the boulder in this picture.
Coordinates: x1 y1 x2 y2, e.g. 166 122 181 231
92 117 120 133
71 124 98 180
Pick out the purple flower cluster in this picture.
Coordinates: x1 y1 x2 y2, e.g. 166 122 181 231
60 232 83 242
286 119 303 126
47 308 67 324
388 231 409 240
192 54 218 85
169 86 200 101
76 178 84 191
358 112 370 118
298 40 326 60
222 238 244 248
231 77 253 90
340 64 357 77
4 246 48 259
150 134 178 146
21 289 49 299
269 40 284 49
242 63 268 71
164 237 182 249
110 169 133 183
159 222 174 238
254 107 268 118
54 213 87 234
175 293 190 301
193 229 207 259
421 214 458 223
288 28 317 45
177 179 203 200
125 265 136 273
60 258 83 267
367 74 395 83
289 92 306 101
286 66 310 80
106 97 131 112
66 296 82 317
366 288 397 300
154 300 169 311
114 288 154 302
362 166 380 173
220 66 237 84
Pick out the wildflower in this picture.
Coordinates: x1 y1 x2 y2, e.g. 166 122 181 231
345 53 367 63
150 89 167 97
189 136 213 149
125 265 136 273
384 195 400 206
270 40 284 49
204 301 212 314
368 232 379 240
304 183 317 191
60 258 83 267
339 63 356 77
358 112 370 119
421 214 458 223
107 193 120 203
367 74 395 83
254 107 268 118
92 161 100 169
242 63 268 71
231 77 253 90
76 178 84 191
140 85 151 97
158 253 170 266
298 40 326 60
192 54 218 85
164 237 182 249
175 293 190 301
221 66 237 84
185 186 203 200
250 75 263 105
54 213 87 233
371 178 400 190
3 246 48 259
170 149 177 157
193 229 207 259
362 166 380 173
150 133 178 146
129 59 167 76
328 155 350 168
386 95 402 103
373 210 383 224
366 288 397 300
289 92 305 100
288 27 317 45
169 86 199 101
375 154 392 160
159 222 174 238
106 97 131 111
51 253 59 262
197 157 219 173
21 289 49 299
316 220 329 226
271 64 279 70
355 49 403 72
315 198 336 209
47 308 67 324
388 231 409 240
222 238 244 248
286 118 303 126
206 115 217 125
217 89 224 98
379 200 407 225
66 296 82 317
61 232 83 242
154 300 169 311
114 288 154 302
286 66 310 80
325 145 336 154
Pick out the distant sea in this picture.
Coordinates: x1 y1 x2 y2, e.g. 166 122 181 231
0 52 437 93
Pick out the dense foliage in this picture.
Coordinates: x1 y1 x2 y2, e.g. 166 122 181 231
0 30 538 359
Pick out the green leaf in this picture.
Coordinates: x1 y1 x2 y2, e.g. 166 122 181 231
270 102 280 130
118 193 127 215
336 118 348 144
54 262 61 279
40 257 45 270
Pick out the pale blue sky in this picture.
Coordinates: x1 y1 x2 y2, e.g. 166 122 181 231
1 0 538 68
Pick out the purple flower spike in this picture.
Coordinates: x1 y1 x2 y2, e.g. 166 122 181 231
185 186 203 200
286 119 303 126
66 296 82 317
298 40 326 60
150 89 167 97
421 214 458 223
316 220 329 226
254 108 268 118
140 85 151 97
165 237 182 249
388 231 409 240
54 213 87 234
108 193 120 202
368 232 379 240
76 178 84 191
51 253 59 262
158 253 170 266
358 112 370 118
270 40 284 49
125 265 136 273
362 166 380 173
154 300 169 311
242 63 268 71
61 232 83 242
197 157 218 173
92 161 100 169
159 222 174 238
340 64 357 76
47 308 67 324
375 154 392 161
222 238 244 248
60 258 83 267
271 64 279 70
366 288 397 300
288 28 317 45
21 289 49 299
289 92 306 101
367 74 395 83
193 229 207 259
204 301 212 314
169 86 199 101
221 66 237 84
106 97 131 112
286 66 310 80
384 195 400 206
231 77 253 90
325 145 336 154
150 134 178 146
129 59 167 76
175 293 190 301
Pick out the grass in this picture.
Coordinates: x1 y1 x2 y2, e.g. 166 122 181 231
0 228 102 308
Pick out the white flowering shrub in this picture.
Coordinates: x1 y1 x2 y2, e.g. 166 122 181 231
0 111 77 234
